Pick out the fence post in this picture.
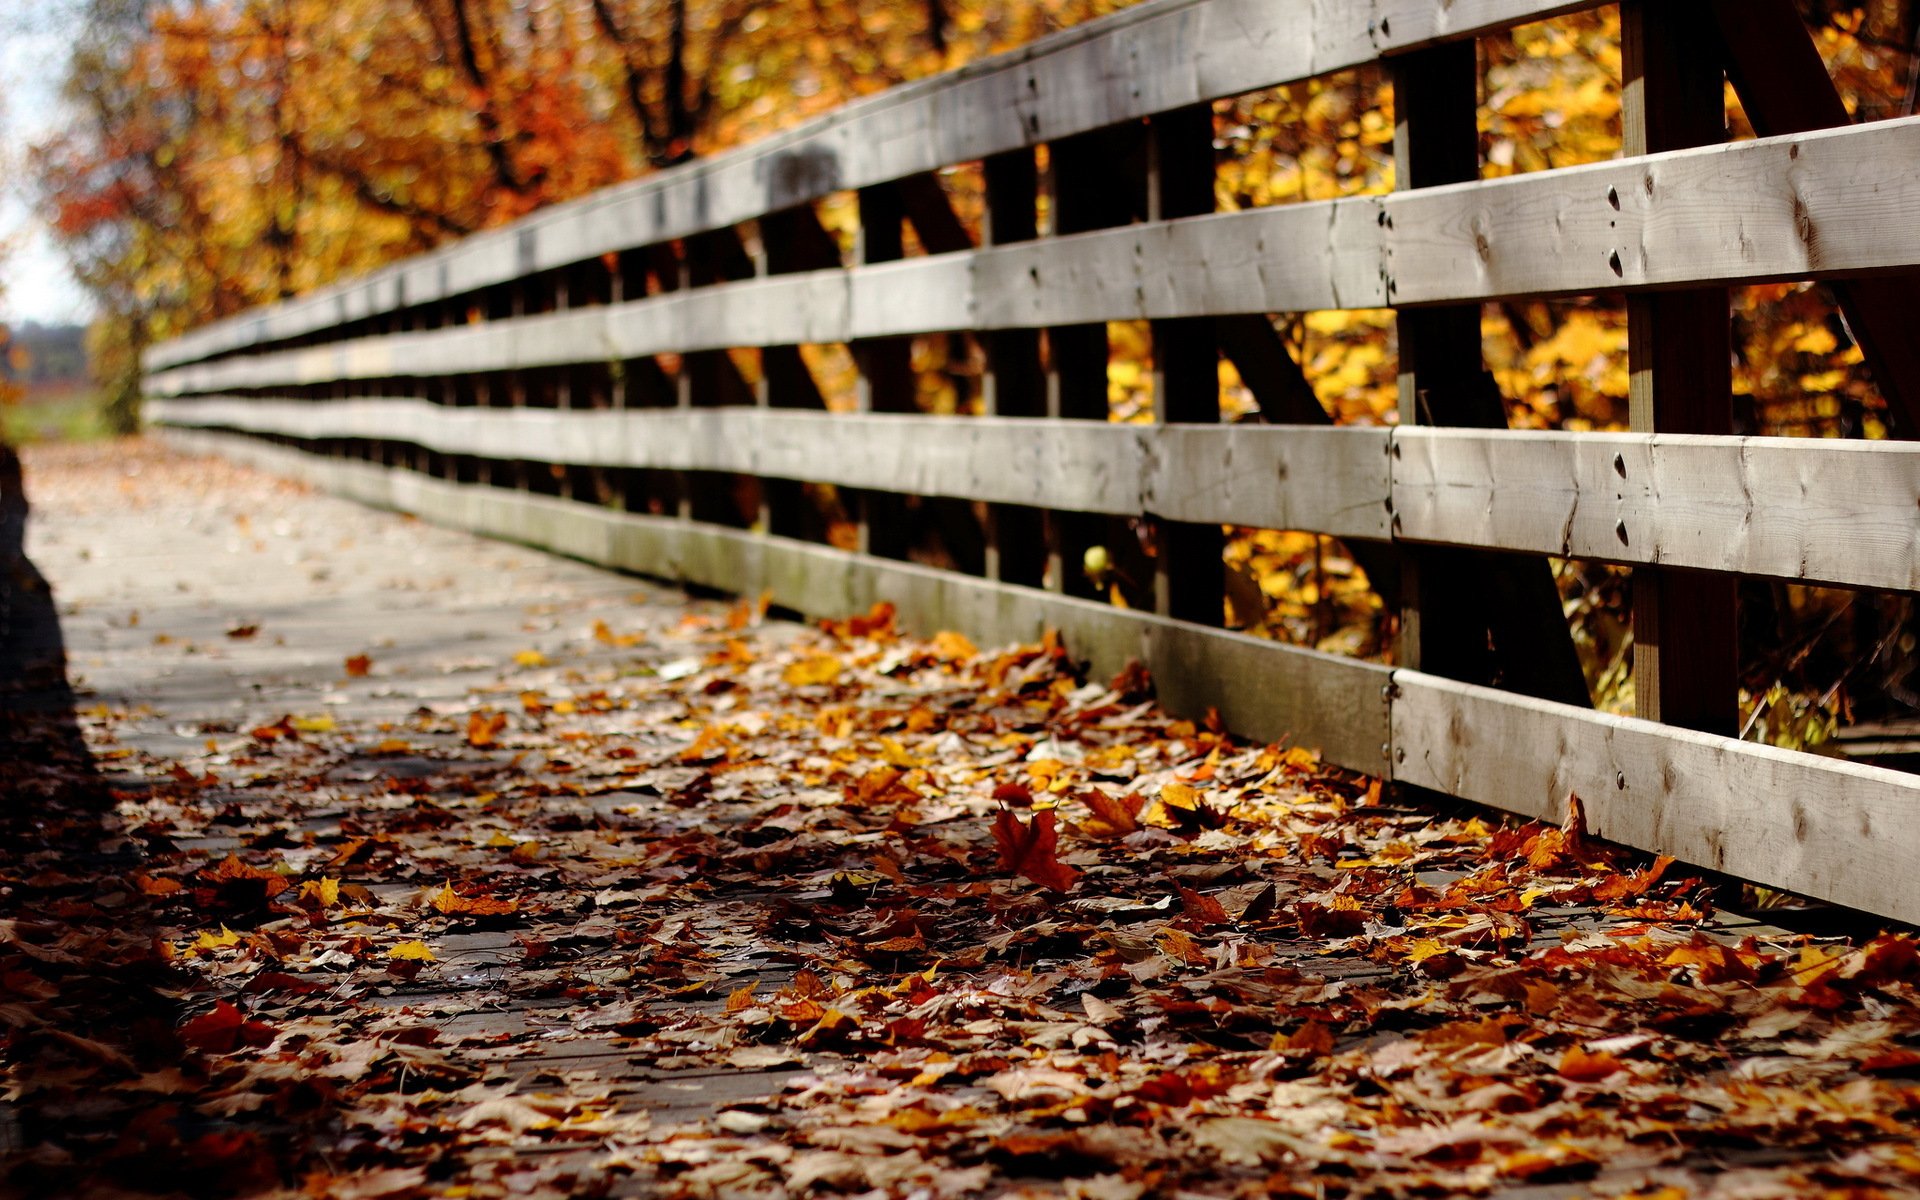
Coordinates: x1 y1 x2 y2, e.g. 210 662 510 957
1623 0 1738 734
1147 104 1223 626
851 186 916 559
679 231 757 527
1390 42 1588 708
759 205 840 540
1048 123 1146 602
980 151 1049 588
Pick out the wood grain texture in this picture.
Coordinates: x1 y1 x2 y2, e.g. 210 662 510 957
1391 428 1920 592
148 399 1393 539
1391 671 1920 925
149 117 1920 400
147 0 1603 373
150 400 1920 592
1621 0 1737 735
1385 116 1920 304
159 427 1393 773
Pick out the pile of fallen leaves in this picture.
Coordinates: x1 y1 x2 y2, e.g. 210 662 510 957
8 575 1920 1198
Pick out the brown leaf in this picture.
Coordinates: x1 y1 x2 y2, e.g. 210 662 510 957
992 809 1079 893
343 653 372 677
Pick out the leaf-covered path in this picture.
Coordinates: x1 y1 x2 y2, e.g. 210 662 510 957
6 440 1920 1200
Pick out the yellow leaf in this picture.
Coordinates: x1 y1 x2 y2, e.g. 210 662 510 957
513 649 548 668
1792 325 1838 355
191 926 242 953
929 630 977 661
297 877 340 908
783 654 843 687
388 940 436 962
290 715 335 734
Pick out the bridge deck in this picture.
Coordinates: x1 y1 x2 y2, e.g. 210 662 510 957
5 439 1919 1199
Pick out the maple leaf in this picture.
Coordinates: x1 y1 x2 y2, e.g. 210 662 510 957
429 882 518 917
343 653 372 677
180 1000 276 1054
1077 789 1142 839
991 809 1079 892
388 940 436 962
466 709 507 747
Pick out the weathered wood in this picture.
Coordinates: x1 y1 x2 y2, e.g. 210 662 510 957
1383 117 1920 304
1391 40 1589 708
1391 670 1920 926
1149 104 1224 626
145 118 1920 400
153 397 1387 530
153 398 1920 593
160 427 1393 773
1390 428 1920 592
980 150 1048 589
147 0 1608 373
1622 0 1737 736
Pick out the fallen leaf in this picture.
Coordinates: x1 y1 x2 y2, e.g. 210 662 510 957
992 809 1080 892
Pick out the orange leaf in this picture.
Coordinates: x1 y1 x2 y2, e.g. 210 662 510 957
1557 1045 1625 1082
429 883 518 917
1078 789 1142 840
466 710 507 748
344 654 372 677
992 809 1079 893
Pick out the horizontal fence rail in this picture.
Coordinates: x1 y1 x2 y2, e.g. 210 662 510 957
149 397 1920 592
147 117 1920 395
147 0 1920 928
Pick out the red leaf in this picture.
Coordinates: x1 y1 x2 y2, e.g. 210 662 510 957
992 809 1079 893
181 1001 276 1054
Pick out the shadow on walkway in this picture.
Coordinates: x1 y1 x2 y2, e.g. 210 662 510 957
0 445 268 1196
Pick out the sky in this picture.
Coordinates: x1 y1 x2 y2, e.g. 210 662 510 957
2 0 95 328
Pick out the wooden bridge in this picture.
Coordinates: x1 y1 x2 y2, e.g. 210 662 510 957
145 0 1920 925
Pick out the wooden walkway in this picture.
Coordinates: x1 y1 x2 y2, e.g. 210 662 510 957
6 439 1920 1199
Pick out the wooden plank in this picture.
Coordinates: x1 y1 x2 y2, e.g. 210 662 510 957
146 118 1920 399
147 0 1605 373
1149 104 1224 626
1391 40 1589 709
147 400 1392 540
1391 428 1920 592
1622 0 1737 735
1384 116 1920 304
159 427 1392 773
149 399 1920 593
1391 670 1920 926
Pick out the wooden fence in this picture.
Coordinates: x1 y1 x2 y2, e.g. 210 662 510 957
146 0 1920 924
